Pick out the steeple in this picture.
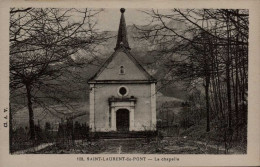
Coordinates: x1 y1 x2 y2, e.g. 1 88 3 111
115 8 131 50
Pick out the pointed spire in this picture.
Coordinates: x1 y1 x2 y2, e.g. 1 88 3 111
115 8 130 50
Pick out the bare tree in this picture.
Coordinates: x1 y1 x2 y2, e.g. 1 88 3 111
10 8 108 140
135 9 248 150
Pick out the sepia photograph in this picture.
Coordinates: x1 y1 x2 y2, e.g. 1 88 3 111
8 7 250 155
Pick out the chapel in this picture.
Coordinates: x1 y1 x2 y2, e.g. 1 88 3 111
88 8 157 132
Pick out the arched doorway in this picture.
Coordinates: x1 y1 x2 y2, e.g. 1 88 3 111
116 109 129 132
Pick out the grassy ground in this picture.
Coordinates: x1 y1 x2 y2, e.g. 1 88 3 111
32 137 245 154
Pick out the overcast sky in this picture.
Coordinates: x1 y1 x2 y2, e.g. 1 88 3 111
95 8 152 31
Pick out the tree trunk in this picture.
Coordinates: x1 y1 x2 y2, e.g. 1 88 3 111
9 103 13 153
234 32 240 138
226 11 232 129
205 76 210 132
25 83 36 140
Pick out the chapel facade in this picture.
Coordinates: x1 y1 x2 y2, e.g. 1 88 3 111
88 8 157 132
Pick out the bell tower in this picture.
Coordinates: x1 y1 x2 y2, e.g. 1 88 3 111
114 8 131 50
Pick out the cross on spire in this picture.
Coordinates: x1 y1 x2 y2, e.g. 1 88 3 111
115 8 131 50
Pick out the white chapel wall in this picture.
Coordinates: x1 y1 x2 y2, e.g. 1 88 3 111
93 83 153 132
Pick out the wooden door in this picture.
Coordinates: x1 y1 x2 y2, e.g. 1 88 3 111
116 109 129 132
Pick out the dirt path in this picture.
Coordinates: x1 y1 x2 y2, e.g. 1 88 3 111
99 138 145 154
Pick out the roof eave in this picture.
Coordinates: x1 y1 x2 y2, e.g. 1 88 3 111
88 80 157 84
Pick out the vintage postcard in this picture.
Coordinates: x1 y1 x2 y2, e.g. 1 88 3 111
0 0 259 166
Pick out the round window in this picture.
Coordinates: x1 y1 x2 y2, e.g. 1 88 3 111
117 86 128 96
119 87 127 96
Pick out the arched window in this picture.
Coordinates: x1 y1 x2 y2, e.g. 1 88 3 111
119 66 125 74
